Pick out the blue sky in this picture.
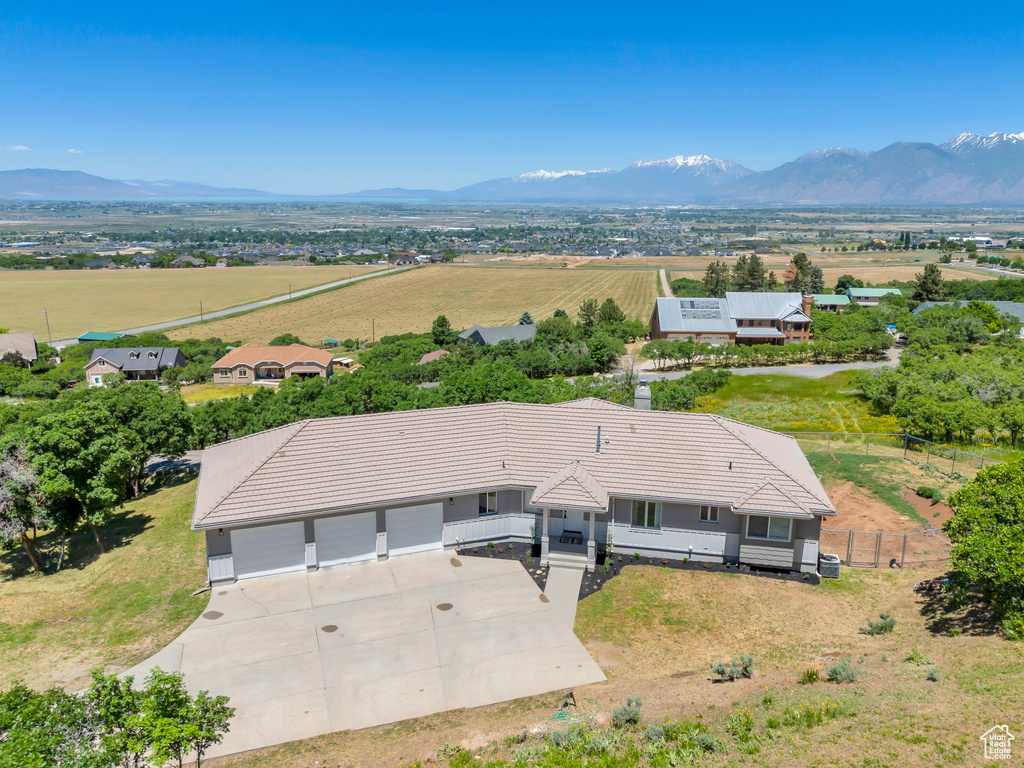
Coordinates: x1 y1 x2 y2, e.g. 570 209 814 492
2 1 1023 193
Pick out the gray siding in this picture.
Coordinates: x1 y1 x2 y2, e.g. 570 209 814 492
661 502 742 534
303 519 315 544
443 494 478 523
206 529 232 556
496 490 522 514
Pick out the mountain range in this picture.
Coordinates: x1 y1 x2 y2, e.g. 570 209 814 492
3 131 1024 204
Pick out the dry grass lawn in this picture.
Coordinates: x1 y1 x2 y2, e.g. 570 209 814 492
209 565 1017 768
169 265 659 344
0 265 378 339
0 477 208 691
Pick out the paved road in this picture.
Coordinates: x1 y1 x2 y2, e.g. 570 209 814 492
51 266 408 348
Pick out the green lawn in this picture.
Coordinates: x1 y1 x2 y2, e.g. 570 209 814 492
697 371 903 434
0 477 208 690
179 382 253 403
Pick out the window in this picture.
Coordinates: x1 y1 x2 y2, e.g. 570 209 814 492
148 351 157 359
129 351 138 359
238 369 247 377
632 500 660 529
700 505 720 523
98 360 106 367
479 491 498 515
746 515 792 541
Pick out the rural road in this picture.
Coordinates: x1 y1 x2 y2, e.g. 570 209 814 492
659 269 672 297
51 266 408 348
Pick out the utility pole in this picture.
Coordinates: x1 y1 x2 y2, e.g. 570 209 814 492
371 319 375 342
200 300 203 322
289 282 292 299
42 309 52 345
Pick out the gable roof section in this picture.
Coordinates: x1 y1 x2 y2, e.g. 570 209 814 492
212 343 334 369
193 401 836 530
530 461 609 511
87 347 184 371
734 477 810 517
725 292 803 320
458 324 537 344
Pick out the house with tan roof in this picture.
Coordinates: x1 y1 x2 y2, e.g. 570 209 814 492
193 398 835 584
211 343 334 385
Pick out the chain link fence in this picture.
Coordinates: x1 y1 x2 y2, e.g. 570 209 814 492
821 527 952 568
783 431 998 478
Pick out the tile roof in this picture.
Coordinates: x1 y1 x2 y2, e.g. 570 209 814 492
212 343 334 369
417 349 450 365
530 461 609 511
0 332 38 362
193 400 835 530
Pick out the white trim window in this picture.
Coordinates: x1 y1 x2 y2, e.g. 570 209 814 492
700 505 720 523
746 515 792 542
631 500 661 529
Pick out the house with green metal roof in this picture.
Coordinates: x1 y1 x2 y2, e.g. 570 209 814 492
77 331 134 343
810 294 850 312
845 287 903 306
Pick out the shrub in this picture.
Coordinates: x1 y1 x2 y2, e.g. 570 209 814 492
826 656 860 683
710 655 753 682
725 710 754 739
861 612 896 636
926 666 940 682
612 696 643 730
1002 611 1024 641
633 552 641 561
799 666 821 685
487 541 495 549
904 649 933 665
781 699 847 728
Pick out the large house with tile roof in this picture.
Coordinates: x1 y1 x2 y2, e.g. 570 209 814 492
211 343 335 385
193 398 835 584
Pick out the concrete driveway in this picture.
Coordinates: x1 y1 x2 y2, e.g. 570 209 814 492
125 551 605 758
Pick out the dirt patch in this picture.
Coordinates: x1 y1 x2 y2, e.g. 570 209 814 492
586 641 627 668
826 481 921 533
900 487 953 526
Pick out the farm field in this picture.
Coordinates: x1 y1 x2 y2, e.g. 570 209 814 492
168 265 659 344
0 264 379 339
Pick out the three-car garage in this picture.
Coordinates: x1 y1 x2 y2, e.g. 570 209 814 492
219 502 446 583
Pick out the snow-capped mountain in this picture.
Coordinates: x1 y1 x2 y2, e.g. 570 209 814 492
513 169 611 182
795 147 868 163
941 131 1024 154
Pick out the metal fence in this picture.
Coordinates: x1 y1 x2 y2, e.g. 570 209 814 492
782 431 999 477
820 527 952 568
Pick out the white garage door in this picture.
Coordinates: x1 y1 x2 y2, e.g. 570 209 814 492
232 521 306 579
315 512 377 567
385 503 443 556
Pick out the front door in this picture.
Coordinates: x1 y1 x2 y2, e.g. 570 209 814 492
564 509 585 534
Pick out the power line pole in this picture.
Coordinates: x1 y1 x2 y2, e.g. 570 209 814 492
371 319 375 342
42 309 52 344
200 300 203 322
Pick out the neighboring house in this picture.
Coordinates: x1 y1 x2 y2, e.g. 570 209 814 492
417 349 450 365
810 294 851 312
714 248 740 258
84 347 186 387
211 343 334 385
0 332 38 363
192 397 835 584
389 252 418 265
913 300 1024 337
845 287 902 306
171 255 206 268
131 254 153 266
459 324 537 346
649 293 812 346
78 331 133 344
83 258 116 269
